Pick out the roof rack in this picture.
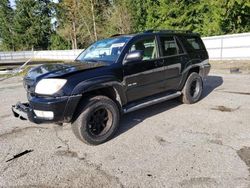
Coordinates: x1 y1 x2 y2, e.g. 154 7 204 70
111 34 121 37
110 33 126 37
144 29 193 34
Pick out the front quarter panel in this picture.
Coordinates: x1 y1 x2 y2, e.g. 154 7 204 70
71 75 127 105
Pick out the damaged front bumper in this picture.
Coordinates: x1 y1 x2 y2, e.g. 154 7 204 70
12 95 81 124
12 102 30 120
12 101 54 124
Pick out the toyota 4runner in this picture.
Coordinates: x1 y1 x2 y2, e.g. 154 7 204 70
12 30 211 145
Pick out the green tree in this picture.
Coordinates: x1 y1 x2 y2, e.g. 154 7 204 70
13 0 52 50
0 0 14 50
138 0 249 36
145 0 223 36
49 33 71 50
105 0 133 35
128 0 150 32
56 0 111 49
221 0 250 34
56 0 79 49
2 0 250 51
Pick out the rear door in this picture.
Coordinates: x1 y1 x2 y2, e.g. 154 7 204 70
158 35 188 90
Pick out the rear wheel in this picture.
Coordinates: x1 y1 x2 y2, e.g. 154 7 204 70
180 72 203 104
72 95 120 145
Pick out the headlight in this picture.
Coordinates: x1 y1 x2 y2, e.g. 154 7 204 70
35 79 67 95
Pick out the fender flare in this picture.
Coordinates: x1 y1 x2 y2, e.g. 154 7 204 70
71 75 127 106
178 63 204 90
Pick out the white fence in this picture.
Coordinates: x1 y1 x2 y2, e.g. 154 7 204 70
0 32 250 62
0 49 83 62
202 32 250 60
34 50 83 60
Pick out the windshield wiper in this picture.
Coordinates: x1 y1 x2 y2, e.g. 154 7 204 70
75 59 108 64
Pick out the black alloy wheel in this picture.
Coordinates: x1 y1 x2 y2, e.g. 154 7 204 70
72 95 120 145
87 107 113 137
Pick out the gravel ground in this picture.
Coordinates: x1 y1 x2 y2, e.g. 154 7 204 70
0 71 250 187
209 61 250 74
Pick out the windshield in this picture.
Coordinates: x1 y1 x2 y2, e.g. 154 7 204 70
76 36 131 63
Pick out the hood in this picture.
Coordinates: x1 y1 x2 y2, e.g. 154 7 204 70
25 61 108 81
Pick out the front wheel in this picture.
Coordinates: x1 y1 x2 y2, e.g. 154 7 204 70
72 95 120 145
180 72 203 104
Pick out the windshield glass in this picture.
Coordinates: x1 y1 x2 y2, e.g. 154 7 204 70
76 36 131 63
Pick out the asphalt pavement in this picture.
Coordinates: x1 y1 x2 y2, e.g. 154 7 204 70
0 71 250 187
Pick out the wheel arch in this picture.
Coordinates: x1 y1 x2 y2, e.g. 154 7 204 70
178 65 201 90
72 76 127 103
79 85 125 108
72 79 127 117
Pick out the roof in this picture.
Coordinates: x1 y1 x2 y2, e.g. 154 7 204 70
110 29 199 38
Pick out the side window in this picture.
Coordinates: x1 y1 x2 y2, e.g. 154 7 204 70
185 36 204 50
160 36 183 57
130 38 157 60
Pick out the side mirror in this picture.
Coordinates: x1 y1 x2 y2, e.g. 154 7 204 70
124 50 143 65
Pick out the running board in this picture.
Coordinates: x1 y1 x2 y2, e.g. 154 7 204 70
123 91 182 114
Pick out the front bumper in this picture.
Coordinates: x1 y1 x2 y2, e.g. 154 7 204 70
12 95 81 124
12 102 30 120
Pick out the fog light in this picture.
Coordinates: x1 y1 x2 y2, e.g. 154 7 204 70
34 110 54 120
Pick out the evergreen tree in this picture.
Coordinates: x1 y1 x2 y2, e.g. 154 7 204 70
0 0 14 50
13 0 52 50
221 0 250 34
145 0 223 36
137 0 249 36
1 0 250 50
128 0 150 32
49 33 71 50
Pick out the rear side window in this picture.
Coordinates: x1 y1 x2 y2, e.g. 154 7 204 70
184 36 204 50
159 36 184 57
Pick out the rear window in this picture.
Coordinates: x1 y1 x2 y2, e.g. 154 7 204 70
183 36 204 50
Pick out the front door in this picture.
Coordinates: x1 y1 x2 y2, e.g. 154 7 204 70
123 36 165 102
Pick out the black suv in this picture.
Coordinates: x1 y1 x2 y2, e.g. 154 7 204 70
12 30 210 145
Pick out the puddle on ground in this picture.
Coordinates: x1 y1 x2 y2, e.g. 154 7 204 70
211 106 240 112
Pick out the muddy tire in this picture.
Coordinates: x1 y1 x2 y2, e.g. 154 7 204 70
72 95 120 145
180 72 203 104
